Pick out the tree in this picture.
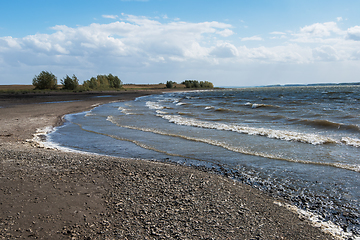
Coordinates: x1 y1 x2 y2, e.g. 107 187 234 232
182 80 214 88
107 73 122 88
166 80 174 88
200 81 214 88
82 74 123 90
32 71 58 90
61 74 79 90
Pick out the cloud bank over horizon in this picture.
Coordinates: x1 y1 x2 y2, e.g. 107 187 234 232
1 13 360 86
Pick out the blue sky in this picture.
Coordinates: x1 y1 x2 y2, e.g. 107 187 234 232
1 0 360 86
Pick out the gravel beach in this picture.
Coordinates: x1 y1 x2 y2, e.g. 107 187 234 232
0 91 335 239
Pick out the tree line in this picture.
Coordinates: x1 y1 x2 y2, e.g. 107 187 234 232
166 80 214 89
32 71 123 91
32 71 214 91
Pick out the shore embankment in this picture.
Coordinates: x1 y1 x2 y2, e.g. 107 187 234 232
0 90 334 239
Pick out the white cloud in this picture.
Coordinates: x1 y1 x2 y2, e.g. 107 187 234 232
292 22 344 43
346 26 360 41
217 29 234 37
300 22 340 37
1 15 360 86
337 17 343 22
210 43 238 58
241 36 263 41
102 15 119 19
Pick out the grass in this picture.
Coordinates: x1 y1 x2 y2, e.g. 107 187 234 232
0 85 36 94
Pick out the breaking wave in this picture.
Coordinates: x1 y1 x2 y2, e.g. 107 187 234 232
106 116 360 173
157 114 338 145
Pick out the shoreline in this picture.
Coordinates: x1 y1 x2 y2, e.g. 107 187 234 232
0 91 336 239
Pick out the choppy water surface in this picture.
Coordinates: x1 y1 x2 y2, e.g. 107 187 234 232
49 86 360 237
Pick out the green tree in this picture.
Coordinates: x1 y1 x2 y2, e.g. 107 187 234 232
166 80 174 88
32 71 58 90
107 73 122 88
82 74 123 90
182 80 214 88
200 81 214 88
61 74 79 90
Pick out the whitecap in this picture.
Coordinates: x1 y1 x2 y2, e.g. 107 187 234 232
341 137 360 147
118 107 134 115
146 101 164 110
158 114 338 145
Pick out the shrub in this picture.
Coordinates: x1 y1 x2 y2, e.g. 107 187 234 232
200 81 214 88
32 71 58 90
107 73 122 88
61 74 79 90
166 81 174 88
83 74 122 90
182 80 214 89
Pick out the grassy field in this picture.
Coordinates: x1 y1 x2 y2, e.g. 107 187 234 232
0 85 35 91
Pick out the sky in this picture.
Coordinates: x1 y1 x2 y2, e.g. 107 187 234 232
1 0 360 87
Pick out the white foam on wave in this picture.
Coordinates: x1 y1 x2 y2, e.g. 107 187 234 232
274 201 357 240
245 102 279 109
28 126 95 155
28 126 55 148
158 114 338 145
146 101 164 110
205 106 215 110
176 102 186 106
156 110 167 115
104 119 360 172
118 106 135 115
341 137 360 147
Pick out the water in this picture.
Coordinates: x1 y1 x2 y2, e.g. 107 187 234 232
48 86 360 237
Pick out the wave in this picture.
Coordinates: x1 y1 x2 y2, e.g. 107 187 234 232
245 102 280 109
177 112 194 116
299 119 360 132
274 201 355 240
118 107 137 115
106 116 360 173
158 114 338 145
341 137 360 147
146 101 164 110
176 102 187 106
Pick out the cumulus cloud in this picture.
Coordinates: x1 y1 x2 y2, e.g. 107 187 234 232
292 22 344 43
217 29 234 37
0 14 235 69
210 43 238 58
1 15 360 85
346 26 360 41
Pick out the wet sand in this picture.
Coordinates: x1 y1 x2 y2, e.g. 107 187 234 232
0 90 335 239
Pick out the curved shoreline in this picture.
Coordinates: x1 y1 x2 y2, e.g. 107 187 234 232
0 91 336 239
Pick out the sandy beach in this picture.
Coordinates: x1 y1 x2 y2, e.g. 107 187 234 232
0 90 335 239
